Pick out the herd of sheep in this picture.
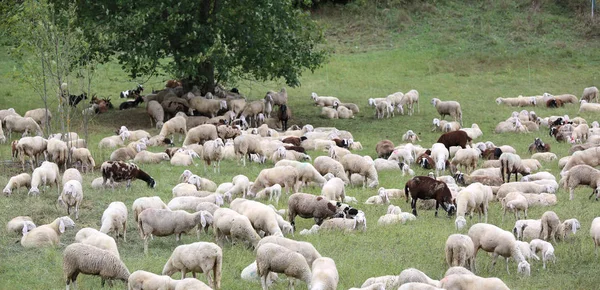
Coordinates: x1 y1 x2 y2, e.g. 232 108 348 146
2 82 600 289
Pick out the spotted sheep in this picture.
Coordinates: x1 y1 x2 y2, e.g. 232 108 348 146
101 161 156 189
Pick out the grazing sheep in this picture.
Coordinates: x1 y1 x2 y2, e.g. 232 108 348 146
58 180 83 220
376 140 395 158
189 96 227 118
138 208 212 254
515 240 539 263
562 147 600 172
70 147 96 173
162 242 222 289
3 173 31 196
28 161 61 196
287 193 339 230
109 140 146 162
168 195 224 211
450 148 479 175
360 275 399 289
529 239 556 269
256 243 312 290
213 208 261 248
499 153 530 183
431 98 463 125
101 161 156 189
500 192 528 222
582 86 599 103
249 166 300 197
256 235 322 267
241 261 279 286
375 100 394 119
468 223 530 275
562 164 600 200
313 156 350 184
558 218 581 240
440 274 509 290
63 243 130 289
233 134 265 166
321 177 346 202
21 216 75 248
132 196 169 222
7 216 36 236
539 211 561 243
100 201 128 243
591 217 600 256
254 184 283 203
75 227 120 259
341 154 379 188
230 198 283 237
15 136 48 171
310 257 338 290
275 160 325 189
147 100 165 129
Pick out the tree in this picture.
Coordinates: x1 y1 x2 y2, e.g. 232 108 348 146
54 0 328 93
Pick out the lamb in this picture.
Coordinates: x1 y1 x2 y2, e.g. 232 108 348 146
70 147 96 172
127 270 178 290
341 153 379 188
440 274 510 290
132 196 169 222
375 100 394 119
138 208 212 254
320 106 338 119
515 240 539 263
582 86 599 103
256 235 323 266
134 150 170 164
20 216 75 248
98 131 130 148
213 208 262 248
572 123 590 143
223 174 251 200
253 184 283 203
431 98 463 125
28 161 61 196
321 177 346 202
591 217 600 256
496 96 536 107
15 136 48 171
521 171 555 182
500 192 528 222
365 187 391 205
445 234 476 277
249 166 300 197
7 216 36 235
558 218 581 240
310 257 338 290
63 243 130 289
57 180 83 220
3 173 31 196
170 149 200 166
147 100 165 128
320 211 367 232
442 121 461 132
313 156 350 184
162 242 222 289
527 239 556 270
311 92 340 107
75 227 120 259
562 164 600 200
160 115 188 143
333 101 354 119
287 193 340 230
256 243 312 290
539 210 561 243
99 201 128 243
460 124 483 140
513 219 542 241
468 223 531 275
431 143 450 177
499 153 530 183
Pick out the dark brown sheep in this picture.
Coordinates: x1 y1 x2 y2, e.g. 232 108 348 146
376 140 395 159
436 130 472 150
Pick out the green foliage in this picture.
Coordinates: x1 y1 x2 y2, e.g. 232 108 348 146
56 0 328 91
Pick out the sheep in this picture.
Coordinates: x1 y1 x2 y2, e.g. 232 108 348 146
515 240 539 263
528 239 556 269
229 198 283 236
431 98 462 125
132 196 169 222
233 134 266 166
127 270 178 290
28 161 61 196
69 147 95 172
313 156 350 184
591 217 600 256
496 96 536 107
98 131 130 149
57 180 83 220
3 173 31 196
571 123 590 143
222 174 251 200
170 149 200 166
254 184 284 203
375 100 394 119
138 208 212 254
431 143 450 177
199 138 224 173
256 243 312 290
320 106 338 119
500 192 528 222
539 210 561 243
4 115 43 139
341 154 379 188
468 223 530 275
249 166 300 197
499 153 530 183
275 160 325 189
521 171 555 182
496 182 551 199
365 187 391 205
522 193 557 207
311 92 340 107
162 242 222 289
442 121 461 133
15 136 47 171
168 194 224 211
321 177 346 202
562 164 600 200
562 147 600 172
310 257 338 290
440 274 510 290
320 211 367 232
444 234 476 273
20 216 75 248
256 235 322 267
188 96 227 118
7 216 36 236
386 91 406 114
213 208 262 248
582 86 599 103
579 100 600 113
557 218 581 240
241 261 279 286
360 275 399 289
450 148 479 175
513 219 542 241
45 138 68 170
159 115 188 143
398 283 443 290
287 193 340 230
63 243 130 289
460 124 483 140
98 201 128 243
23 108 51 126
134 150 170 164
75 227 120 259
147 100 165 128
333 101 354 119
101 160 156 189
376 140 395 158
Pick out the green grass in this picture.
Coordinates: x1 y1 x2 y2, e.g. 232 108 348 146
2 1 600 289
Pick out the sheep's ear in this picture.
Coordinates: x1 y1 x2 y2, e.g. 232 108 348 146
58 220 65 234
352 218 357 229
215 194 224 206
22 224 29 236
200 213 207 228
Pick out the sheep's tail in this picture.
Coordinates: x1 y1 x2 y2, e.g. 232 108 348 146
137 217 145 239
89 155 96 168
214 250 222 289
404 183 410 203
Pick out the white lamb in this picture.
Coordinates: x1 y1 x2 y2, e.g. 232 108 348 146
445 234 475 272
321 177 346 202
100 201 128 243
3 173 31 196
468 223 530 275
58 180 83 220
28 161 61 196
529 239 556 269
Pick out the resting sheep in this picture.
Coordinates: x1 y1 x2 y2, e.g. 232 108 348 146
21 216 75 248
440 274 509 290
582 86 599 103
162 242 222 289
7 216 36 236
320 211 367 232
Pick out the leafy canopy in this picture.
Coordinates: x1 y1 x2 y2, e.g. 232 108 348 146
55 0 328 90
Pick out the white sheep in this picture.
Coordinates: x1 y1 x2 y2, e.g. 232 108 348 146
500 192 528 222
249 166 300 196
320 211 367 232
529 239 556 269
521 171 555 182
397 283 443 290
202 138 225 173
440 274 509 290
230 198 283 237
445 234 475 272
320 107 338 119
341 154 379 188
442 121 461 133
75 227 120 259
168 194 224 211
7 216 36 235
254 184 283 203
562 164 600 200
162 242 222 289
450 148 479 175
127 270 177 290
591 217 600 256
431 98 463 125
310 257 338 290
375 100 394 119
28 161 61 196
63 243 130 289
579 99 600 113
496 96 536 107
138 208 212 254
3 173 31 196
132 196 169 222
256 243 312 290
558 218 581 240
496 182 550 199
460 124 483 140
70 147 96 173
468 223 530 275
539 210 561 243
515 240 539 263
91 177 122 190
147 100 165 128
58 180 83 220
360 275 399 289
100 201 128 243
314 156 350 184
365 187 390 205
213 207 262 248
134 150 170 164
20 216 75 248
241 261 279 287
312 92 340 107
513 219 542 241
431 143 450 177
170 149 200 166
160 115 188 143
15 136 47 171
98 131 130 148
321 177 346 202
499 153 531 183
4 115 43 138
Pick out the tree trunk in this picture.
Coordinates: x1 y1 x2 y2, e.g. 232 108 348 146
182 61 215 95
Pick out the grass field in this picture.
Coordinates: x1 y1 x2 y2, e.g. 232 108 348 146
1 1 600 289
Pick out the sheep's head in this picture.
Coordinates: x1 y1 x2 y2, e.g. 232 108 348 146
432 118 440 126
455 216 467 231
518 261 531 276
495 97 502 105
59 216 76 230
28 187 40 196
311 92 318 101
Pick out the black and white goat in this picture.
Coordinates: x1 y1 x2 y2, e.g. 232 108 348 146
69 93 88 107
119 95 144 110
101 161 156 189
119 84 144 98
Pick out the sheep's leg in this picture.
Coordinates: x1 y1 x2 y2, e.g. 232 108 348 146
505 257 511 274
123 221 127 242
411 198 418 216
260 274 269 290
288 278 296 290
570 188 576 201
144 235 149 255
